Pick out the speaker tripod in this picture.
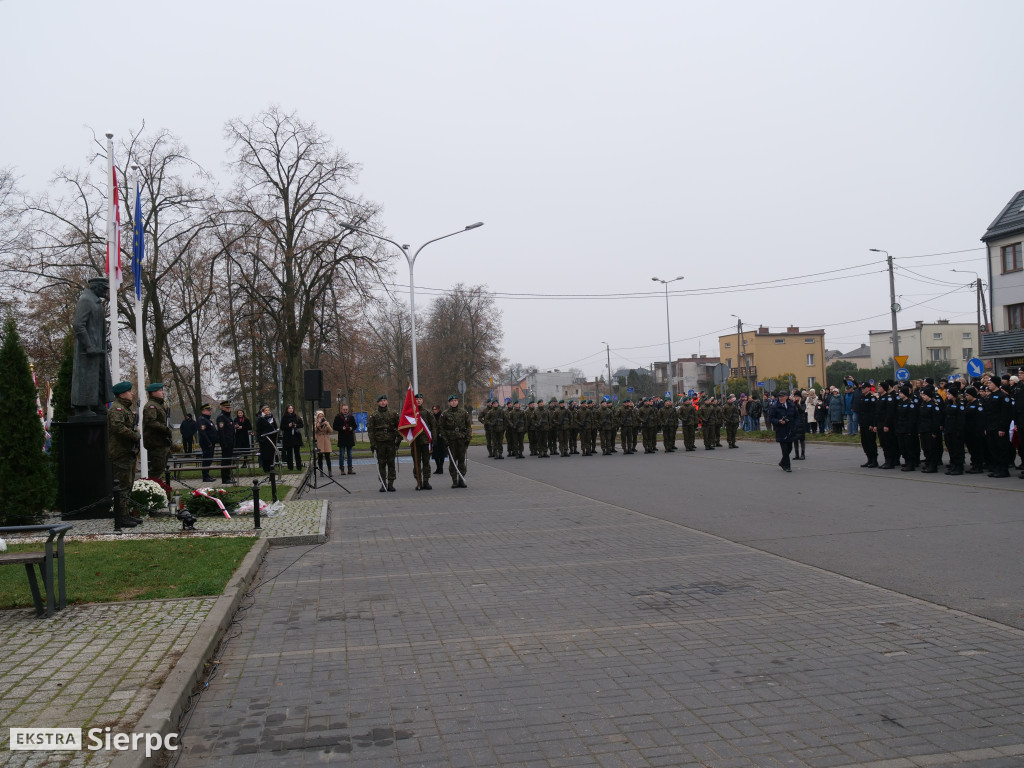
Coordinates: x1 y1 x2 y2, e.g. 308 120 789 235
296 400 350 497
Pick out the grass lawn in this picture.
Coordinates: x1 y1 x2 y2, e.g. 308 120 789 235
0 536 258 609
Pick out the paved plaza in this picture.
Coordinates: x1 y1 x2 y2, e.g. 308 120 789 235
163 441 1024 767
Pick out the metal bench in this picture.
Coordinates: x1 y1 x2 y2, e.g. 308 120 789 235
0 524 73 617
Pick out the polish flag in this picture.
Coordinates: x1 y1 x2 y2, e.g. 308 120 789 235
399 384 430 443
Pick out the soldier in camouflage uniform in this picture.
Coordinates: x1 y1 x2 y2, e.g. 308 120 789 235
412 393 434 490
438 394 470 487
479 400 494 458
639 397 658 453
525 399 538 455
492 399 508 459
506 400 527 458
108 381 141 527
678 396 698 451
575 400 591 456
141 382 172 478
534 399 550 458
547 398 560 455
598 400 617 454
548 399 568 457
701 397 717 450
368 394 400 492
723 394 742 448
617 399 638 454
713 398 725 447
568 401 580 454
661 399 679 451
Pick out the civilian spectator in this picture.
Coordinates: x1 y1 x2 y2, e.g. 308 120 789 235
180 413 197 453
282 404 304 470
332 404 357 475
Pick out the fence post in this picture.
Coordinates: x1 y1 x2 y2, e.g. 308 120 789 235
112 479 122 532
252 479 261 530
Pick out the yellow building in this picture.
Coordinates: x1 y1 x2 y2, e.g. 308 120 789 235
718 326 827 391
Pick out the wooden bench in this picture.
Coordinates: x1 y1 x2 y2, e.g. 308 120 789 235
0 524 73 617
168 456 240 484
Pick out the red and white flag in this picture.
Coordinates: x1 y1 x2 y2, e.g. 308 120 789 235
399 384 431 443
106 165 121 283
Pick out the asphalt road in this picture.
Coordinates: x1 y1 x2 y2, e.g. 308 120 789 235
481 437 1024 631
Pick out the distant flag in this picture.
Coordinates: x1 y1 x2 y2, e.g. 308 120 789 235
132 181 144 300
107 166 122 283
399 384 430 443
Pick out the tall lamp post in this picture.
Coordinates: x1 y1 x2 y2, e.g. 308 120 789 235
651 276 684 397
342 221 484 392
870 249 900 379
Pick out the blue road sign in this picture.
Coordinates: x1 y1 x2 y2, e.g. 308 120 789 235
895 367 910 382
688 389 696 397
948 373 960 381
757 381 764 388
665 391 671 398
626 387 634 393
967 357 984 377
354 411 369 433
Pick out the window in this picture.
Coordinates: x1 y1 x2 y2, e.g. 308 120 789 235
933 332 942 340
962 332 972 339
1002 243 1023 273
928 348 949 361
806 353 815 366
1009 303 1024 330
962 347 972 360
804 338 815 344
807 376 816 388
774 338 785 344
724 342 731 349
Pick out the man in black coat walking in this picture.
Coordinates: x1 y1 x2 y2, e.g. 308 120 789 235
769 390 798 472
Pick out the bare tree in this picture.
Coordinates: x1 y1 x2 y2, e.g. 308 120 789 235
420 284 505 406
222 106 391 407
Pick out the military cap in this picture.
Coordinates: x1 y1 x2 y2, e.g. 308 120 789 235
558 399 565 404
859 381 871 389
201 402 212 411
414 392 424 398
528 398 535 404
145 382 164 393
220 399 231 407
112 381 132 395
448 394 459 401
549 398 557 403
87 276 109 287
377 395 388 402
513 399 519 405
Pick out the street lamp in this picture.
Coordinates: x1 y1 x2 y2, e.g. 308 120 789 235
651 276 684 397
341 221 484 392
870 249 900 378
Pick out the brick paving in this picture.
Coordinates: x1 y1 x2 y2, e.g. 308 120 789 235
169 455 1024 767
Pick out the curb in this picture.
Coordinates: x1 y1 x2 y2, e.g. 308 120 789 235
265 499 329 546
108 537 270 768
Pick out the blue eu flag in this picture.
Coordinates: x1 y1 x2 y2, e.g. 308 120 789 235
132 182 145 300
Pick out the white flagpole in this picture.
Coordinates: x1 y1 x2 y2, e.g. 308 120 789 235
106 133 120 383
133 168 148 478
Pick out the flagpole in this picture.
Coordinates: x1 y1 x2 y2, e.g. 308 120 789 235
106 133 120 384
133 168 148 478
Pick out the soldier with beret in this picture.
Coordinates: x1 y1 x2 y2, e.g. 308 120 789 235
412 393 434 489
438 394 470 487
368 395 400 492
678 396 698 451
142 382 172 478
506 400 527 458
197 403 218 482
215 400 235 484
534 399 550 458
617 398 638 454
108 381 141 526
723 394 741 449
525 399 539 455
547 398 560 456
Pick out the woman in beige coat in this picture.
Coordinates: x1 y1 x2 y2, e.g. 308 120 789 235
314 410 334 476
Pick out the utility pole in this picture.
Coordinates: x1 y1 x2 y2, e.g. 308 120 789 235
871 249 900 378
604 342 612 399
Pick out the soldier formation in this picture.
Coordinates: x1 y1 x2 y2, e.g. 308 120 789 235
853 373 1024 478
478 394 743 459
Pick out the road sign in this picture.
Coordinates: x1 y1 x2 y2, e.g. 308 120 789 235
457 379 467 394
688 389 696 397
895 367 910 382
894 355 909 368
665 391 671 398
763 380 777 393
948 373 960 381
712 363 731 385
626 387 634 393
756 381 764 388
966 358 984 378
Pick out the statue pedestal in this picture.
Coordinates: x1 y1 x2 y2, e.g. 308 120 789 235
56 418 113 519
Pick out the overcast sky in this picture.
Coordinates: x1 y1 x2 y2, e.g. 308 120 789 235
3 0 1022 381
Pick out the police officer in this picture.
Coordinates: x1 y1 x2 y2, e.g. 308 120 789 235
215 400 235 484
917 385 943 473
368 395 400 492
197 403 217 482
438 394 471 487
858 382 879 468
108 381 141 527
984 378 1013 477
943 382 966 475
142 382 172 479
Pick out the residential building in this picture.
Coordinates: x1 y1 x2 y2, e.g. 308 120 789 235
867 320 977 375
835 343 872 364
980 189 1024 374
652 356 721 395
717 327 827 390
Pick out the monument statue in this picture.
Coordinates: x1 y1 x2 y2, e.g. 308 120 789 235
71 276 113 418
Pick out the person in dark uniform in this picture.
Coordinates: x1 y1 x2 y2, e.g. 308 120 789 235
411 393 434 489
895 385 919 471
876 381 899 469
917 386 943 473
790 390 806 460
984 378 1013 477
858 381 879 468
215 400 235 484
438 394 471 488
769 390 797 472
179 413 197 453
963 387 986 474
943 382 966 475
430 404 447 474
368 395 399 491
142 382 172 478
255 404 278 473
197 403 217 482
108 381 141 526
